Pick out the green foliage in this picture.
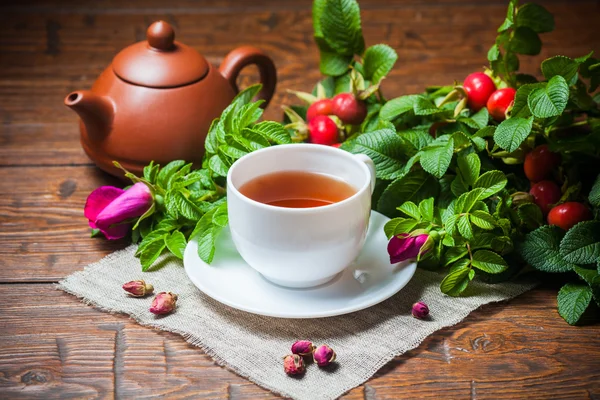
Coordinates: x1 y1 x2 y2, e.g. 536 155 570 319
122 85 289 270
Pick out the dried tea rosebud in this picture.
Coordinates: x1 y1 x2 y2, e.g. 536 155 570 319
291 340 315 356
313 345 336 367
412 301 429 319
122 280 154 297
149 292 178 315
283 354 305 375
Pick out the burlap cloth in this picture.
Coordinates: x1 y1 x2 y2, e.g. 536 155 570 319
59 245 534 399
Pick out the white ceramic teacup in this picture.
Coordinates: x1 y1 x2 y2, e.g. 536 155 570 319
226 144 375 288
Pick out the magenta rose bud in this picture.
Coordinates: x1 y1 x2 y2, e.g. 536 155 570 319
388 233 431 264
122 280 154 297
283 354 305 375
313 345 336 367
84 182 153 240
149 292 178 315
291 340 315 356
412 301 429 319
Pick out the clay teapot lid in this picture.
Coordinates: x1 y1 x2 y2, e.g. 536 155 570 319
112 21 209 88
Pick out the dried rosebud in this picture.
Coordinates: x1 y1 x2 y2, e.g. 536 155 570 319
122 280 154 297
291 340 315 356
283 354 305 375
412 301 429 319
149 292 178 315
313 345 336 367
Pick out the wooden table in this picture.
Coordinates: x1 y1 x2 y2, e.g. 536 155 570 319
1 0 599 398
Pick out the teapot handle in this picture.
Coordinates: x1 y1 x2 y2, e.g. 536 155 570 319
219 46 277 108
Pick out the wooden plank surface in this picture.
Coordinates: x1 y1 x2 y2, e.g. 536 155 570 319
0 285 598 399
1 0 599 398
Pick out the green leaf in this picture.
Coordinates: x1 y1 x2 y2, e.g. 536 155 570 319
397 128 433 155
383 218 419 238
573 266 600 287
470 233 497 250
471 107 490 130
520 225 576 273
319 0 364 56
518 202 543 230
318 46 352 76
312 0 327 37
397 201 421 220
557 283 593 325
488 44 500 63
233 101 263 132
208 153 230 177
191 203 228 264
528 76 569 118
507 27 542 56
471 137 486 153
232 84 262 107
515 3 554 33
440 265 471 296
457 153 480 186
471 250 508 274
251 121 292 144
172 191 203 220
363 44 398 84
455 188 486 214
378 169 440 217
165 231 187 259
346 129 406 180
473 171 507 199
219 144 248 161
236 128 270 152
212 203 229 227
541 56 579 86
419 137 454 178
139 234 167 271
419 198 434 222
560 221 600 264
379 95 419 120
143 161 159 184
457 214 473 239
497 0 516 32
451 175 469 198
588 174 600 207
443 247 469 266
413 96 445 116
494 116 534 152
470 210 496 230
510 83 543 118
157 160 186 188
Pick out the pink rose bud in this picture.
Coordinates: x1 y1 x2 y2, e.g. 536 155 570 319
283 354 305 375
84 182 153 240
388 233 431 264
291 340 315 356
122 280 154 297
412 301 429 319
149 292 178 315
313 345 336 367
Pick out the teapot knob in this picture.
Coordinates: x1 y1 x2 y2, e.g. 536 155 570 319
147 21 175 51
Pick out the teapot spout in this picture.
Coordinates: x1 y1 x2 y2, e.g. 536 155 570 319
64 90 114 140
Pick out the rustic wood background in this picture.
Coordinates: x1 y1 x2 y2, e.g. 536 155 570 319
1 0 599 398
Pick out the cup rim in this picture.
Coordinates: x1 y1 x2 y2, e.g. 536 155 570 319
226 143 372 214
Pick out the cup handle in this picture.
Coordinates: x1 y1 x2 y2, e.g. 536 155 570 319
354 154 376 194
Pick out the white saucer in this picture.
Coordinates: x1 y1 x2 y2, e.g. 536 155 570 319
183 211 417 318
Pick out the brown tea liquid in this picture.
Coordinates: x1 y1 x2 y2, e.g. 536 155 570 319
238 171 357 208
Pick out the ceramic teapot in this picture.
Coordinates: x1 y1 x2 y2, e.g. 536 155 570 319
65 21 276 178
